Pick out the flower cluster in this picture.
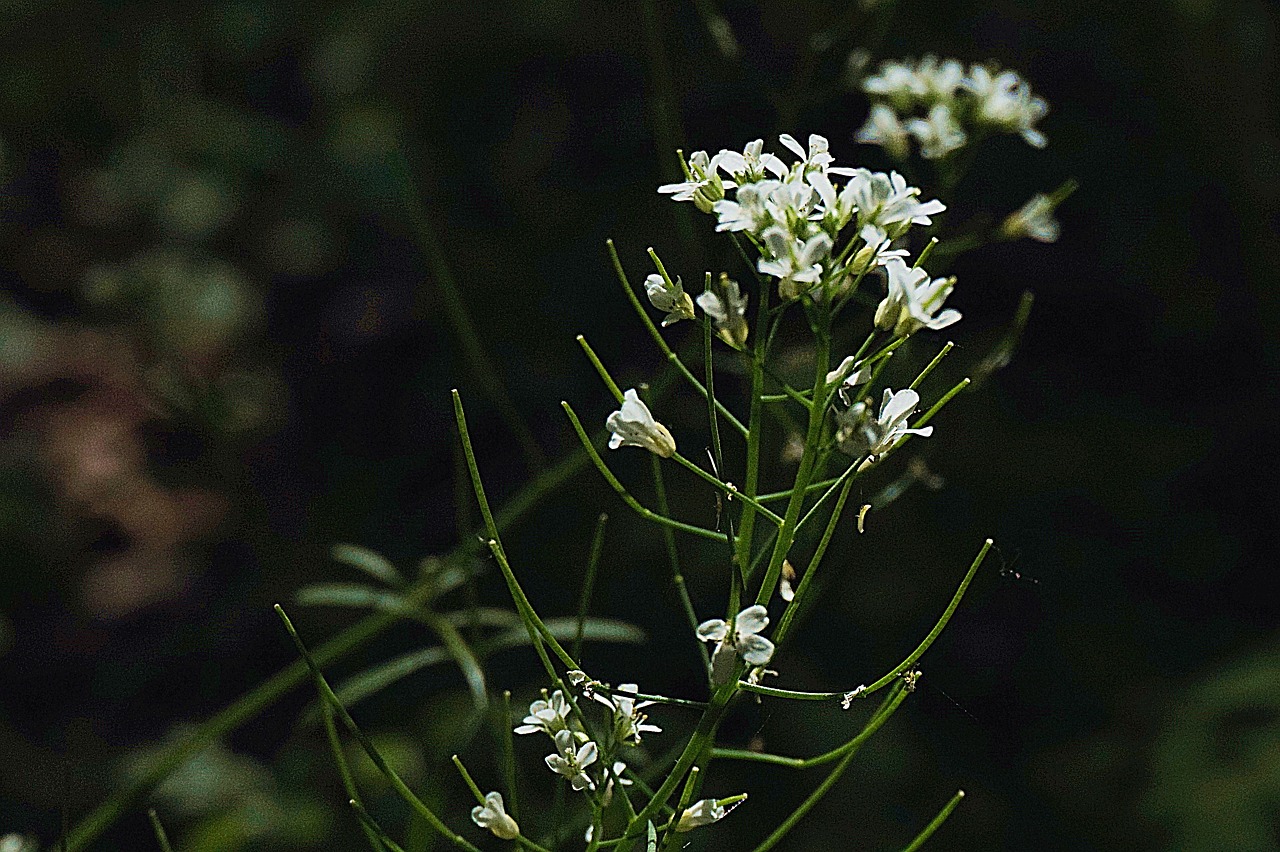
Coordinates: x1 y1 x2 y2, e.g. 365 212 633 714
660 135 944 302
856 56 1049 159
513 681 659 801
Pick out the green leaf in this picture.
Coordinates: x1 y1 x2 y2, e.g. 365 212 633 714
295 583 417 616
332 544 404 587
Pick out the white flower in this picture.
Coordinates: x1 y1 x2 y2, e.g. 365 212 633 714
676 798 728 832
848 224 910 277
697 604 775 684
514 689 572 736
826 355 872 397
601 760 633 805
594 683 661 745
658 150 733 213
758 227 832 300
846 169 945 242
855 104 911 160
905 103 967 159
471 791 520 840
644 273 697 326
835 387 933 459
607 389 677 458
712 180 779 233
697 275 749 348
874 258 960 335
964 65 1048 148
1001 193 1061 243
914 55 965 101
863 60 926 110
778 133 836 173
545 729 599 791
714 139 786 182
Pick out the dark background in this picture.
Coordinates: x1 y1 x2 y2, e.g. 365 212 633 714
2 1 1279 850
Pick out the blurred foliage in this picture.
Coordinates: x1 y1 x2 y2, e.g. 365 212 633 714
1 0 1278 850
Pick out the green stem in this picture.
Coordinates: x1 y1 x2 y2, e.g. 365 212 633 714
388 150 546 473
623 683 736 839
573 513 609 660
608 240 747 437
857 539 991 696
772 477 855 648
323 696 387 851
751 312 831 600
275 605 484 852
747 684 910 852
650 452 710 677
714 680 907 770
670 453 784 526
562 401 729 542
147 811 174 852
736 263 771 578
900 790 966 852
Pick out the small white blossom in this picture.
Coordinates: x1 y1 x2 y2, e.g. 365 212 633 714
846 170 946 242
758 227 832 300
471 791 520 840
676 798 728 832
855 104 911 160
601 760 633 804
826 356 873 403
914 55 966 101
905 103 967 159
697 604 775 684
714 139 786 183
658 150 733 213
863 60 926 110
697 275 749 348
712 180 779 233
644 273 697 326
1001 193 1061 243
778 133 837 173
545 729 599 791
514 689 572 736
874 258 960 335
835 387 933 459
607 389 677 458
849 224 910 276
594 683 661 745
964 65 1048 148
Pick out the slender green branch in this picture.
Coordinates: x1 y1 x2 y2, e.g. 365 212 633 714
713 681 907 770
562 401 729 542
910 341 954 390
275 605 483 852
670 452 784 526
323 695 386 851
650 452 710 676
350 800 412 852
736 262 771 577
858 539 992 696
578 336 626 403
747 685 910 852
455 389 580 672
901 791 965 852
389 151 546 473
608 240 747 437
147 811 174 852
773 477 855 648
574 513 609 660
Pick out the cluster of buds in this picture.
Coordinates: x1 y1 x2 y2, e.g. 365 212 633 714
856 56 1049 159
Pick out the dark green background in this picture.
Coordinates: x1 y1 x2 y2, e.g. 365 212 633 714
2 1 1279 850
